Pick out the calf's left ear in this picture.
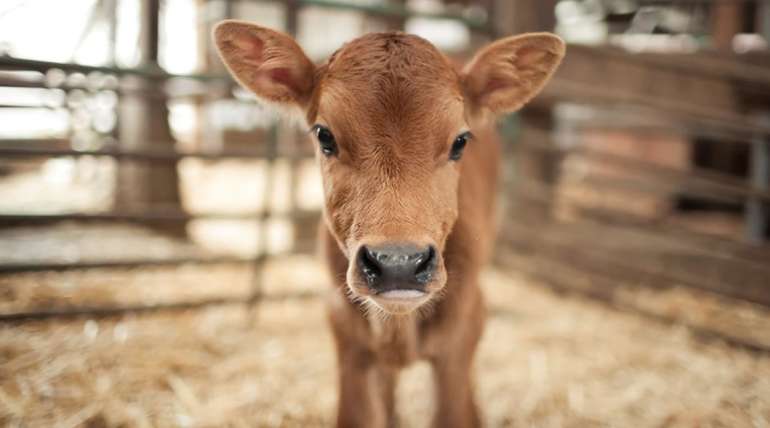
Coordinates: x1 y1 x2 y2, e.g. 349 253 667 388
462 33 565 116
213 20 315 107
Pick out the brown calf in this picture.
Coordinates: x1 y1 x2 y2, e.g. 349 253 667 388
214 22 564 427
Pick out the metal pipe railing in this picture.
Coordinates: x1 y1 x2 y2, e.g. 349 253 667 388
0 144 314 162
0 55 228 81
0 256 258 274
0 210 320 224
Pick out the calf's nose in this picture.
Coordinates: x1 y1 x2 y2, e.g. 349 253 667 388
356 244 436 291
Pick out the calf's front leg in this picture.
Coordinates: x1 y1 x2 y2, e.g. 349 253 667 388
329 291 395 428
335 348 389 428
430 350 481 428
427 285 485 428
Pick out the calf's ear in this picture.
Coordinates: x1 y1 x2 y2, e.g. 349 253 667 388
462 33 565 116
213 20 315 107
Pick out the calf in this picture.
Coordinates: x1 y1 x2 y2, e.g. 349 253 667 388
214 22 564 427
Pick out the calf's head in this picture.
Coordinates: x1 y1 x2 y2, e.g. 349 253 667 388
214 22 564 314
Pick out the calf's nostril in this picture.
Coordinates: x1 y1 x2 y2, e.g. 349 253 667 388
413 246 436 284
358 246 382 284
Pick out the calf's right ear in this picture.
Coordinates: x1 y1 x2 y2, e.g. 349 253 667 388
213 20 316 108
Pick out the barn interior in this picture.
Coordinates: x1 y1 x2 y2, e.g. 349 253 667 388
1 0 770 426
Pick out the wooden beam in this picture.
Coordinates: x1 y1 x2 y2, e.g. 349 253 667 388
711 0 744 51
746 114 770 242
500 214 770 306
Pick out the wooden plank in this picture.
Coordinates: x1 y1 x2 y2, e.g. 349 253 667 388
712 0 744 51
499 218 770 306
573 205 770 266
517 137 770 203
513 178 770 265
538 44 770 139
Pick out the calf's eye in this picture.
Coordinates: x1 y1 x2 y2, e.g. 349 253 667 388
449 131 472 161
312 124 338 157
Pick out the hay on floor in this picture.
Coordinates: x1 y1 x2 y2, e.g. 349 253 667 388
1 260 769 427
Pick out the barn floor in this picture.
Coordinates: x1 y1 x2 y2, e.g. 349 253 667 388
1 256 769 427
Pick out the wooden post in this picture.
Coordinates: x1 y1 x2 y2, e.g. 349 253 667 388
711 1 744 51
758 0 770 45
115 0 185 237
495 0 559 225
385 0 407 31
494 0 556 36
248 0 302 315
746 114 770 243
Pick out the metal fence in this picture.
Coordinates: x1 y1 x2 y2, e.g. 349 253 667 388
0 0 496 321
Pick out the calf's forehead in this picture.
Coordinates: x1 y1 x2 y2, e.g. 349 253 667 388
312 33 465 133
324 32 459 83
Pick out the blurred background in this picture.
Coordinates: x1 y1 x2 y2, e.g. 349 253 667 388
1 0 769 426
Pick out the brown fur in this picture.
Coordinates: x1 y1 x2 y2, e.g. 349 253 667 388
214 22 564 427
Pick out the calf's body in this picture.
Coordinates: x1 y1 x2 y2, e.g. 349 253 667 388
213 23 564 427
324 124 500 427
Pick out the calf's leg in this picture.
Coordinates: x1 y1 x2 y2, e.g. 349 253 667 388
430 352 481 428
335 348 388 428
428 287 485 428
378 365 399 428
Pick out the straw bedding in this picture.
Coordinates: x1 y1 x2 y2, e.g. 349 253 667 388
1 259 769 427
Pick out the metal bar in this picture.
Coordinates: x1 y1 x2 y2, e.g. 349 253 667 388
247 122 281 307
70 0 102 63
0 104 54 109
107 0 118 66
0 55 229 81
0 145 314 161
0 210 320 223
0 291 319 323
145 0 161 64
0 256 259 274
0 139 70 149
746 114 770 243
0 77 50 88
0 76 231 100
286 0 299 36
